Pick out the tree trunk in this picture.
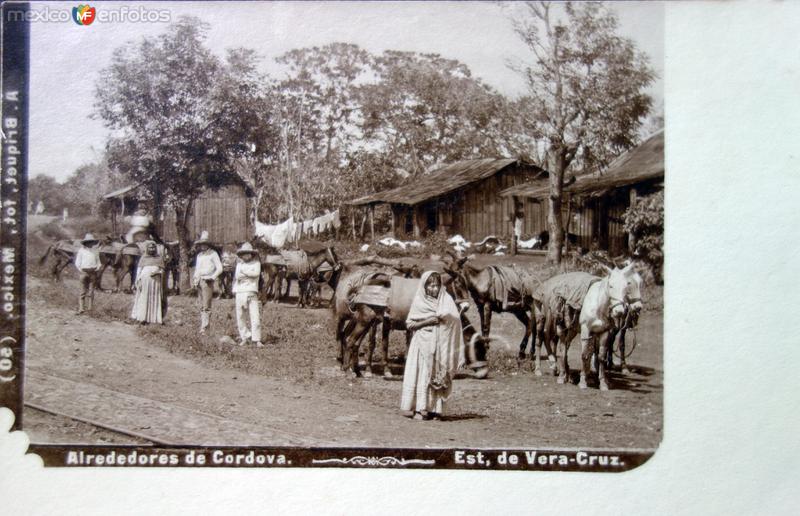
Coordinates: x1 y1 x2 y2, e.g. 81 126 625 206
546 151 567 264
174 197 196 293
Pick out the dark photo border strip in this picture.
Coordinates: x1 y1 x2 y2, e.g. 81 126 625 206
1 0 30 431
1 1 656 471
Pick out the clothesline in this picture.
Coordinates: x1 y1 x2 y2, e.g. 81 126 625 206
254 209 341 249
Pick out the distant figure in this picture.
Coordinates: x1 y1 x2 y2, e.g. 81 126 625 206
192 231 222 334
35 200 45 215
233 242 262 347
74 233 102 314
130 241 166 325
125 209 163 245
512 205 524 254
62 207 69 223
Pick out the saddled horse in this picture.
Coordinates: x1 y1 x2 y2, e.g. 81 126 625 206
444 254 554 369
274 243 339 308
577 263 643 390
340 267 478 379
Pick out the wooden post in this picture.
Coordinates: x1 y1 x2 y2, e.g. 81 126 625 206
369 204 375 241
412 205 421 239
389 205 396 238
628 188 638 252
359 208 368 238
351 208 357 239
564 195 573 254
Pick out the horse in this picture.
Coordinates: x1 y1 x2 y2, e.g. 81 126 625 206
38 239 77 281
275 243 339 308
341 265 481 379
162 242 182 295
444 254 554 369
577 263 643 390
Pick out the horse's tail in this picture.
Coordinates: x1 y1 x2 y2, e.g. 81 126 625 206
114 246 125 267
38 245 53 266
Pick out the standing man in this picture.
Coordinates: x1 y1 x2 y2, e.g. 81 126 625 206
74 233 102 314
192 231 223 334
511 201 524 255
233 242 263 347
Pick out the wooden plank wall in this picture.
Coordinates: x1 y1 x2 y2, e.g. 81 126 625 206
161 185 251 244
451 163 546 241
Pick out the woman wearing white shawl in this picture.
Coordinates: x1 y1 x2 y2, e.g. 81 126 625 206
400 271 466 420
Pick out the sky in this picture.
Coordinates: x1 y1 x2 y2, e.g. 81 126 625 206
27 1 664 182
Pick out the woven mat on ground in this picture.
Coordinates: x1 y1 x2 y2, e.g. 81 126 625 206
388 276 420 322
536 271 600 312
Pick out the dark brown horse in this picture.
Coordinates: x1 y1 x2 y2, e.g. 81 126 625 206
340 267 478 379
275 244 339 308
444 255 554 370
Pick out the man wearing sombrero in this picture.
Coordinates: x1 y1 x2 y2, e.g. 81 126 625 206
233 242 263 347
192 230 223 334
74 233 103 314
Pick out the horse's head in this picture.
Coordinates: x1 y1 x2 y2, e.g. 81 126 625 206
604 262 644 320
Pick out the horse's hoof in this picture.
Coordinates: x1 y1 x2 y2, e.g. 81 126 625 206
383 370 393 379
556 375 566 385
548 356 557 368
599 382 609 391
621 367 631 375
517 351 526 360
534 368 543 377
363 370 373 379
578 378 588 389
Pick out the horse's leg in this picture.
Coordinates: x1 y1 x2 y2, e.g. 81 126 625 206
555 319 569 384
482 303 492 338
296 279 306 308
597 331 610 391
477 302 487 337
578 325 593 390
364 322 377 378
511 309 530 362
337 315 355 363
345 318 373 378
532 303 544 376
381 318 393 379
604 327 618 372
95 261 107 291
619 327 631 375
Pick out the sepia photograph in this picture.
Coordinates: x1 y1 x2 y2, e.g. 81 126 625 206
2 0 664 470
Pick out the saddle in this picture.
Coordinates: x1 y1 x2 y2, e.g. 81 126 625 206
278 250 311 277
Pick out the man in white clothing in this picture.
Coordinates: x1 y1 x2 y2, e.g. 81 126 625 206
74 233 102 314
233 242 262 347
192 231 223 334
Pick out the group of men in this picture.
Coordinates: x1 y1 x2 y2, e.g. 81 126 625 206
73 221 265 347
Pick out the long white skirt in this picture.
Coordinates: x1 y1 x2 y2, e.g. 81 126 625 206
400 328 446 414
131 266 163 324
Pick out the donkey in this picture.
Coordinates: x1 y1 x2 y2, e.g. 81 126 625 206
444 254 554 368
38 240 77 281
276 245 339 308
341 268 481 379
577 263 643 390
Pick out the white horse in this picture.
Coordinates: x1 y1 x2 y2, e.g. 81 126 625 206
578 263 644 390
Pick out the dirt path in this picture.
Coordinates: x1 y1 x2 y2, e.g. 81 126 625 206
23 274 663 449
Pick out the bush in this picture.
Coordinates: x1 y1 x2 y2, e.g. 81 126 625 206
623 191 664 284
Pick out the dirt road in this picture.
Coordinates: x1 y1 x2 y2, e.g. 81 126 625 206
23 273 662 449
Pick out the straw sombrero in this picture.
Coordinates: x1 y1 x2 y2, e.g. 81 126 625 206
81 233 99 245
236 242 257 257
194 230 211 246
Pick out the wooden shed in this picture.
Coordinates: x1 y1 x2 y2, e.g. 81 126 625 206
161 184 252 243
347 158 548 241
103 183 253 244
500 130 664 256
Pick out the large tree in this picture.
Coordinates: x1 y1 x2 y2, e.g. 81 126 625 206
512 1 655 263
361 51 531 177
94 17 241 288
